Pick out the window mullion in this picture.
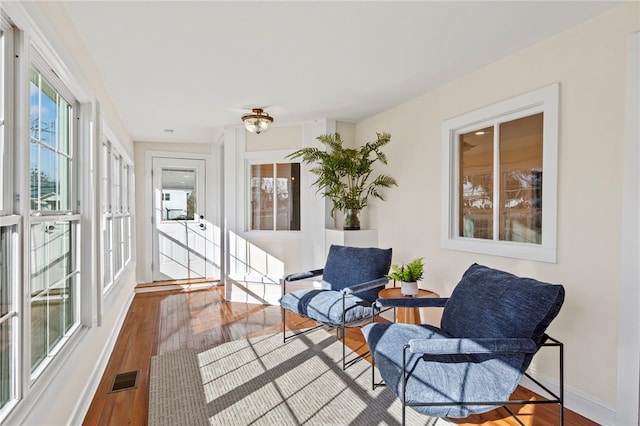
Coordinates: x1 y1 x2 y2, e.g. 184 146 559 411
492 123 500 241
272 164 277 231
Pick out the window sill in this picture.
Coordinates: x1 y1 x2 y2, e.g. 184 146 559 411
442 237 557 263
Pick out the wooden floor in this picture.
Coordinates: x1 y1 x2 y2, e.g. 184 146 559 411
83 286 597 426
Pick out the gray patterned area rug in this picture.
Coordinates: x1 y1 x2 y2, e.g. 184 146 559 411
149 329 452 425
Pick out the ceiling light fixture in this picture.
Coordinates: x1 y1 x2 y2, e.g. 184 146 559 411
241 108 274 134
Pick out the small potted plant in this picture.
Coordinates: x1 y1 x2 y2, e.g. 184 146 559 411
387 257 424 296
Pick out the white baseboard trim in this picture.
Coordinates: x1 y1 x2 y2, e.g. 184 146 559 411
521 372 616 425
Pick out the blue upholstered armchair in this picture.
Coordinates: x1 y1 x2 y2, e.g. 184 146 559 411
363 263 565 424
279 244 392 369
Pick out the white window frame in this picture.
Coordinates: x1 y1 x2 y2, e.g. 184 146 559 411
441 83 559 263
0 15 12 215
0 216 21 420
0 15 19 419
100 128 133 295
27 57 82 379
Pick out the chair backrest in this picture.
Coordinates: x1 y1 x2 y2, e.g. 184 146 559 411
322 245 392 303
441 263 565 347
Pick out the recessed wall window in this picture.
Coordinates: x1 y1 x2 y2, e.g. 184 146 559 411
442 84 558 263
250 163 300 231
459 113 543 243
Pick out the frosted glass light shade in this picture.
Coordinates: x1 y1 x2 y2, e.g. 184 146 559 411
241 108 274 134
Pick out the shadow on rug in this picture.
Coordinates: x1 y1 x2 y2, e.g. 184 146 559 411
149 329 451 425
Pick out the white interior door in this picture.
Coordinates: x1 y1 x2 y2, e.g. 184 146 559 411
151 157 212 281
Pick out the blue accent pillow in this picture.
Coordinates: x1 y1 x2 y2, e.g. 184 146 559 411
322 245 392 303
441 263 565 345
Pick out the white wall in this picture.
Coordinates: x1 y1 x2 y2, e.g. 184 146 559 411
354 3 639 423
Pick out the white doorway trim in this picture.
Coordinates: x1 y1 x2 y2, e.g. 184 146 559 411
143 150 217 283
151 157 206 281
616 31 640 425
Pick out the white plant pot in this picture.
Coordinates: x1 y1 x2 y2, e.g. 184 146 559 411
400 281 419 296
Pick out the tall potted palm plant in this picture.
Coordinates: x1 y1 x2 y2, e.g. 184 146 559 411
287 132 397 230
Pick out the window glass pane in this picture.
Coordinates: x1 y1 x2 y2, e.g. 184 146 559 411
47 288 64 351
499 113 543 243
123 216 130 263
47 222 71 286
63 276 73 333
57 95 71 156
103 217 112 286
0 320 10 409
0 226 14 408
38 78 58 150
59 156 71 211
113 217 122 275
101 143 109 213
30 290 46 371
30 221 76 372
161 168 195 221
29 70 40 141
251 164 274 230
30 68 73 213
0 227 9 318
30 223 47 296
276 163 300 231
459 127 494 239
112 153 121 212
123 165 129 212
39 146 56 211
29 141 39 210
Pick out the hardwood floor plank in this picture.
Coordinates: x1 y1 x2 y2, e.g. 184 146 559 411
83 286 596 426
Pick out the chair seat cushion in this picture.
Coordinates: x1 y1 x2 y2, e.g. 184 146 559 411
280 289 374 325
362 322 525 418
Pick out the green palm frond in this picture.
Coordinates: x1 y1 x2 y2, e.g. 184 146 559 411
286 132 398 215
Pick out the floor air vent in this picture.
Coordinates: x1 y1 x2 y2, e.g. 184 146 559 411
109 370 140 393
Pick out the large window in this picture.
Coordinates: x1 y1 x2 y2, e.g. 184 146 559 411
459 113 543 243
250 162 300 231
101 138 132 293
29 65 80 374
442 84 558 263
0 16 18 417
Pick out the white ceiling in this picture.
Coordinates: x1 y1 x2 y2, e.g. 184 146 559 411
63 1 620 144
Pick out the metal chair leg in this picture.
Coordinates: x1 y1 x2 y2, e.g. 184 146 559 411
282 306 286 343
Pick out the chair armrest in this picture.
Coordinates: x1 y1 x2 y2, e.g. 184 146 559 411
341 277 389 295
284 268 324 282
374 297 449 309
407 337 538 355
